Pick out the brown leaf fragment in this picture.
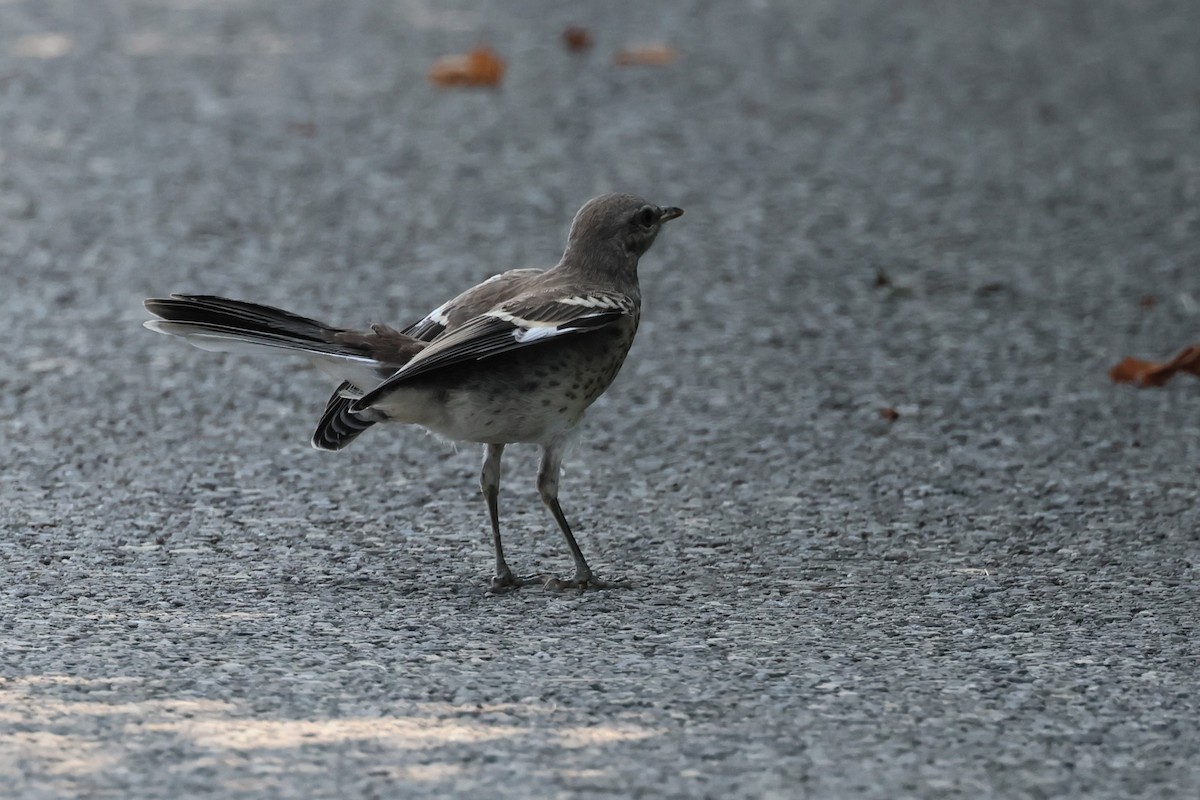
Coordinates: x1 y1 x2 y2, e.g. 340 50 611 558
1110 345 1200 388
1138 294 1157 309
615 43 677 67
562 26 593 52
1110 357 1157 384
428 46 505 88
879 407 900 422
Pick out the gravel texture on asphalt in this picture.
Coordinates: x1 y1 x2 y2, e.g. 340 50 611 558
2 1 1199 798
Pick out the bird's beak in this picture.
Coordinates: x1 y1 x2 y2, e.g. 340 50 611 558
659 206 684 223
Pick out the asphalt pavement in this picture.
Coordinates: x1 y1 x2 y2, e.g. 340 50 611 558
2 1 1199 797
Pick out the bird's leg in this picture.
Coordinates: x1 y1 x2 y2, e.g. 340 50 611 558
482 444 516 591
536 441 623 591
482 444 536 592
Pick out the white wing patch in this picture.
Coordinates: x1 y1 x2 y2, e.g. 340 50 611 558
420 301 452 327
513 325 563 344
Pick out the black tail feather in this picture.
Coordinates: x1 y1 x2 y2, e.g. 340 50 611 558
145 294 338 342
311 381 378 451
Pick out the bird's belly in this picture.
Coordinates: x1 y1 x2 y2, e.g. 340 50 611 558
372 330 634 445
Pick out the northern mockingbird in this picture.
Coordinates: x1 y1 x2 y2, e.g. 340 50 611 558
144 193 683 591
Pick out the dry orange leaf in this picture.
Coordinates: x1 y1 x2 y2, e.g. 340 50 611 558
428 46 505 88
1110 345 1200 388
615 43 677 67
562 26 593 52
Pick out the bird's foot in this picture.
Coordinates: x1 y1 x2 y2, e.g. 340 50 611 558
541 572 629 592
488 568 542 594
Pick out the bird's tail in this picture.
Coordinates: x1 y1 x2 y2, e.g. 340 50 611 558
311 381 379 451
143 294 378 365
144 294 406 451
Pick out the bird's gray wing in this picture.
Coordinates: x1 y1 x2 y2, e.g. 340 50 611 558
351 289 634 411
402 268 545 341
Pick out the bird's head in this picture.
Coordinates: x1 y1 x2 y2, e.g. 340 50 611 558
567 193 684 261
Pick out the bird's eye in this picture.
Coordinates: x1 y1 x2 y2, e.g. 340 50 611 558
632 206 657 229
